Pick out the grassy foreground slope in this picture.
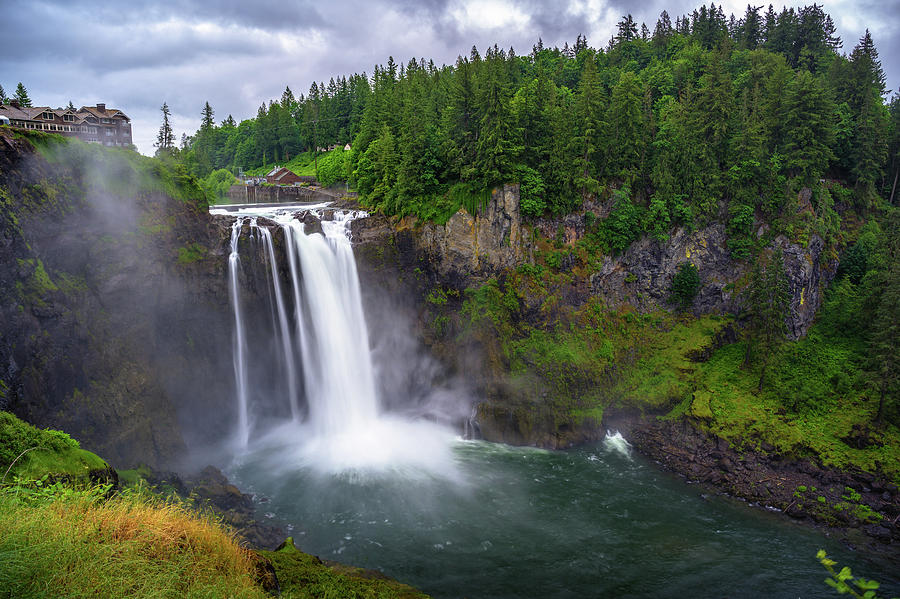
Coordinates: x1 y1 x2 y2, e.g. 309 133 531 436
0 412 428 599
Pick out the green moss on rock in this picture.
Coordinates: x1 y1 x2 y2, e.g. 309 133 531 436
0 411 109 482
261 537 429 599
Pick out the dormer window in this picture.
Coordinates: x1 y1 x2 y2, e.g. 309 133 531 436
64 114 75 122
41 111 54 120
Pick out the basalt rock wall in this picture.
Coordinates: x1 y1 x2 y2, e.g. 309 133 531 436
0 131 253 468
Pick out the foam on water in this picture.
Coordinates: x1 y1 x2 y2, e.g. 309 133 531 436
602 430 632 458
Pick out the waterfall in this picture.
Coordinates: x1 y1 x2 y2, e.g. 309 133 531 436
285 216 379 437
254 222 301 421
228 218 250 448
219 204 459 474
223 206 380 444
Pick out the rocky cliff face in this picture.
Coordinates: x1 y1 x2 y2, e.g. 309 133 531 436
350 184 841 448
588 224 835 339
0 131 240 468
355 186 833 340
399 184 532 285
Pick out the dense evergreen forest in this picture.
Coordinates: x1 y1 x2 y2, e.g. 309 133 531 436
177 3 898 227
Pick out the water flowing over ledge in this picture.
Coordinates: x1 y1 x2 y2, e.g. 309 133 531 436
211 203 462 476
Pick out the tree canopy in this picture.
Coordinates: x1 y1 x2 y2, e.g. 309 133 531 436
176 3 895 232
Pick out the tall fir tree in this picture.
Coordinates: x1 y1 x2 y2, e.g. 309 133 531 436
155 102 175 154
571 54 605 200
849 31 888 195
781 70 835 183
201 102 215 130
606 71 646 182
871 211 900 424
743 250 790 390
13 82 31 107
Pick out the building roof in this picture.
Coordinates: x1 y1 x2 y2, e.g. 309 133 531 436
77 105 130 121
0 104 34 120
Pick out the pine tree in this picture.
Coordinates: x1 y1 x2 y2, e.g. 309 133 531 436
155 102 175 154
67 100 75 110
739 4 762 50
653 10 673 50
871 211 900 424
571 54 605 200
743 250 791 390
781 70 835 183
606 71 646 182
281 86 295 109
848 31 888 195
13 82 31 107
0 84 6 103
887 94 900 204
615 14 638 44
473 47 517 188
201 101 215 130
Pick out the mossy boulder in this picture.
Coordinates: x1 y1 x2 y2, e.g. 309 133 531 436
260 537 429 599
0 411 114 484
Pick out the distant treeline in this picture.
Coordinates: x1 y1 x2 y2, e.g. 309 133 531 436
175 3 899 227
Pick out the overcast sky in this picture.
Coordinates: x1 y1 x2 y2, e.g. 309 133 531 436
2 0 898 156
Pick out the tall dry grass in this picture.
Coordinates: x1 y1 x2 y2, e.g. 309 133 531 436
0 485 269 599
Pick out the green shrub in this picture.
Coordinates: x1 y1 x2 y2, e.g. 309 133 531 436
0 412 79 471
316 149 348 187
200 168 237 203
669 262 700 309
515 165 546 217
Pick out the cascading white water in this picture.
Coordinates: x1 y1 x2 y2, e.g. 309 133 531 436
286 216 378 436
217 203 458 475
228 218 250 448
255 222 301 421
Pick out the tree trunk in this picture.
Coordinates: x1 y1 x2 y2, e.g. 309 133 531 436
757 360 768 393
876 383 886 424
743 337 754 368
889 166 898 206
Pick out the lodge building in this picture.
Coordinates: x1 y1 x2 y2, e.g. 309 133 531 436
0 102 132 147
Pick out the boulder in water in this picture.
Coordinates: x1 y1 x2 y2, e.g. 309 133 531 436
297 212 323 236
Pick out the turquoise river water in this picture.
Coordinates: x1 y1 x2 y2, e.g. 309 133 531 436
228 437 899 598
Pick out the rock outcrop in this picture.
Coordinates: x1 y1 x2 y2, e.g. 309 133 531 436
404 184 532 284
588 223 835 338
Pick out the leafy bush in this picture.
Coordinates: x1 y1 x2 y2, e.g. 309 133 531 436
817 550 887 598
669 262 700 309
515 165 546 218
316 149 348 187
199 168 236 203
598 186 645 254
0 411 79 472
726 202 755 259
